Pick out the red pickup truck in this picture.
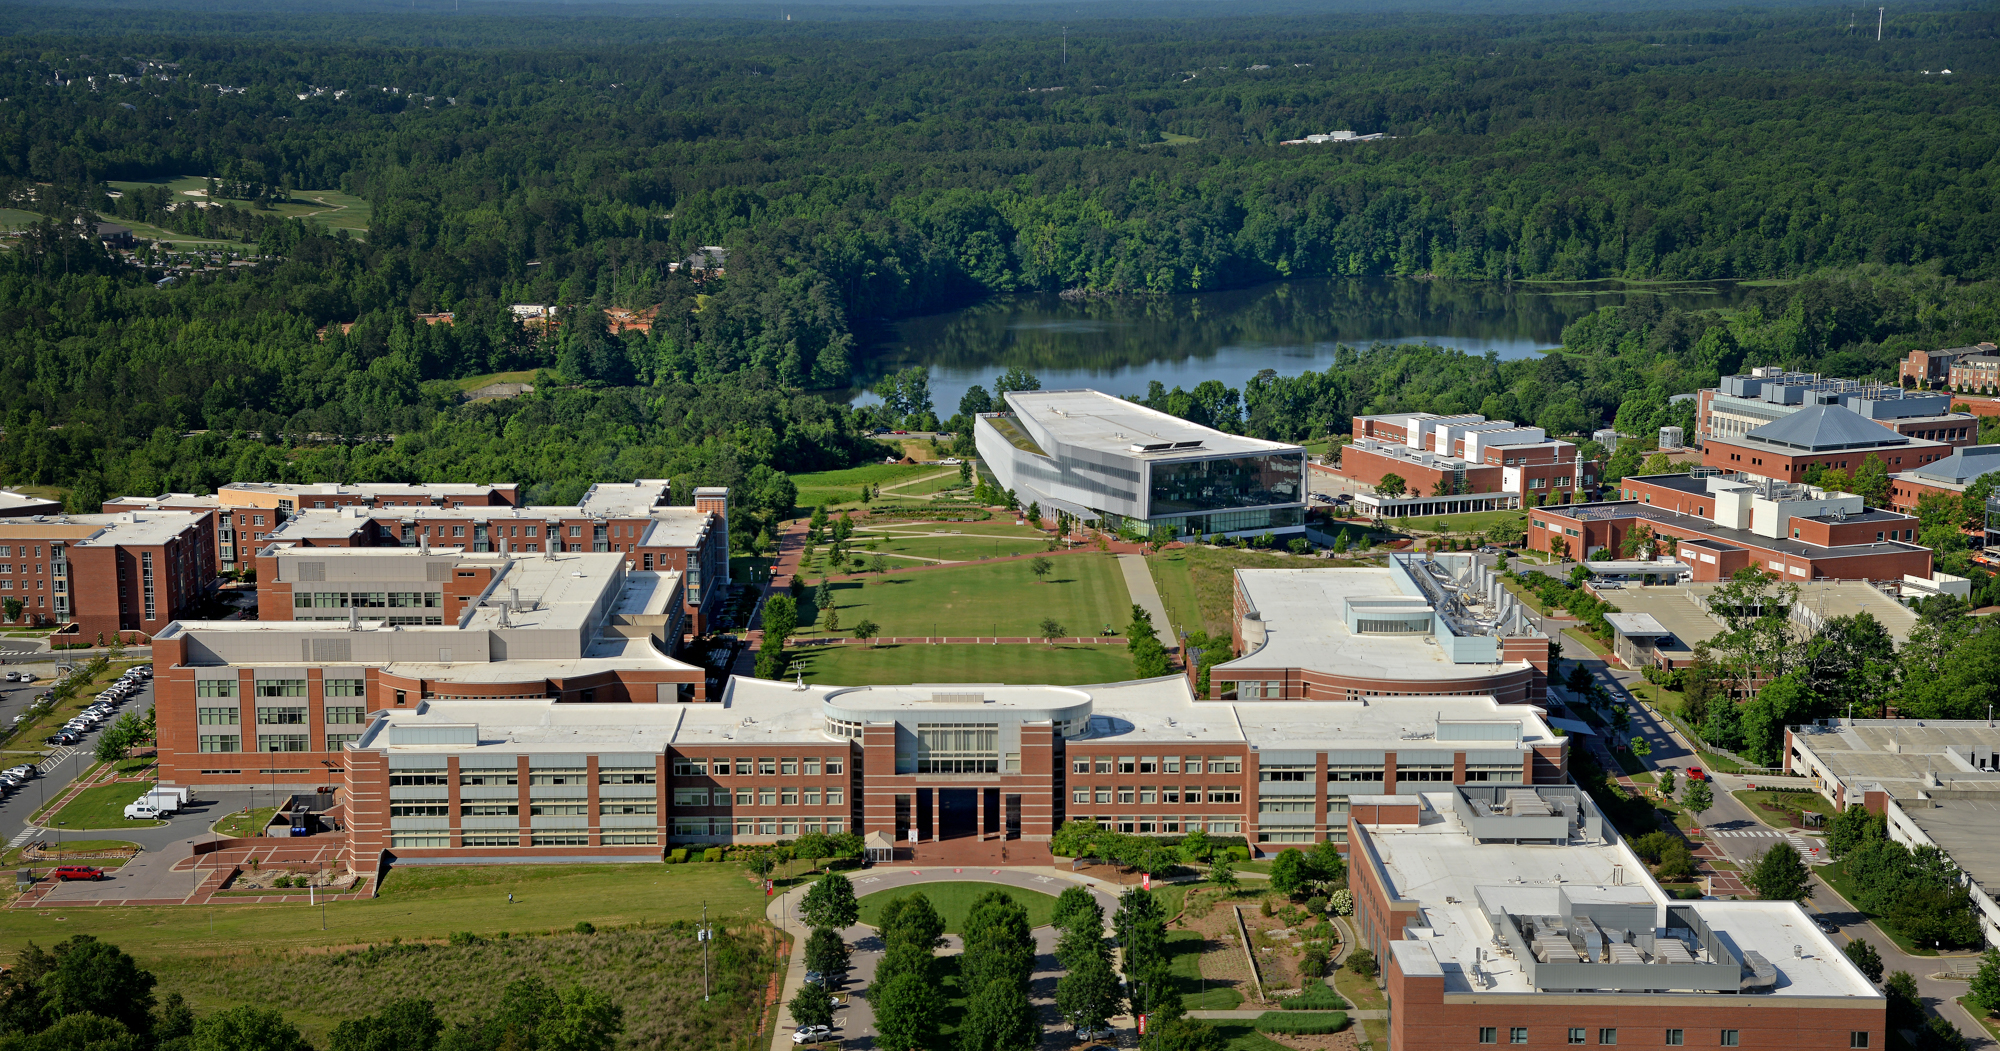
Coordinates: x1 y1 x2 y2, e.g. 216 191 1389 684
50 866 105 881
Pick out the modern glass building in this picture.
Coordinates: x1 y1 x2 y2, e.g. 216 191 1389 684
975 389 1306 537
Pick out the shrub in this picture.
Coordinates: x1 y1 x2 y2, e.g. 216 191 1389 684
1328 889 1353 916
1305 895 1328 916
703 847 724 862
272 875 291 888
1227 845 1250 862
1280 979 1348 1011
1347 948 1377 978
1255 1011 1348 1034
574 921 596 935
669 848 689 864
448 931 483 946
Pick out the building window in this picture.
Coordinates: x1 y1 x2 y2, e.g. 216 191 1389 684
827 787 844 805
390 802 450 817
323 678 366 697
673 789 709 807
1207 788 1242 804
326 734 361 749
1666 1032 1684 1046
530 834 589 847
197 735 241 753
916 723 999 774
196 680 238 698
1851 1034 1869 1049
325 706 365 724
529 770 588 785
1511 1029 1529 1045
1599 1031 1616 1045
1260 765 1313 782
602 803 657 815
196 707 238 725
600 770 657 784
461 772 518 785
1570 1030 1587 1045
258 734 309 752
461 834 520 847
804 759 821 776
389 773 449 786
390 835 450 849
672 758 708 776
1074 788 1090 804
1717 1033 1739 1048
1480 1029 1498 1044
529 804 587 816
603 834 657 845
257 707 307 725
256 679 307 697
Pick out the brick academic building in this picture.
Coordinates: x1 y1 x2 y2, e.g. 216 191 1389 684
0 510 216 641
1349 786 1885 1051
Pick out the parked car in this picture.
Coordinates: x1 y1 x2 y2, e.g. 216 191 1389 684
50 866 105 882
123 802 163 820
45 732 79 746
1685 766 1707 782
1074 1025 1115 1043
1815 919 1839 935
6 765 34 780
791 1026 832 1045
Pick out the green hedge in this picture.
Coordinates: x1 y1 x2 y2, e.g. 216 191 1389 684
1279 980 1349 1010
1255 1011 1348 1034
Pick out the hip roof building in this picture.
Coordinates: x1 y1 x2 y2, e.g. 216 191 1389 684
975 389 1305 538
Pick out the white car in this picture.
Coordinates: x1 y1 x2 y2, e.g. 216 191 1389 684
790 1026 832 1045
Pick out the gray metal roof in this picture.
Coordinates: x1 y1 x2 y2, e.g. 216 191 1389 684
1743 405 1911 452
1905 444 2000 486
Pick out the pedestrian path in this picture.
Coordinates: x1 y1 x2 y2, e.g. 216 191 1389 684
1709 828 1793 838
7 826 39 848
1117 553 1173 637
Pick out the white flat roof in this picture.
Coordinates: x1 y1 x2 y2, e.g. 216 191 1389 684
0 490 59 512
577 480 672 516
612 570 682 617
362 697 687 753
1365 793 1879 999
68 511 208 547
1217 568 1533 681
1004 389 1300 459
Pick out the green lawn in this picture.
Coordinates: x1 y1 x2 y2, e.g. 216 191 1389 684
108 177 371 237
842 531 1051 564
886 471 972 498
1331 966 1388 1048
453 369 537 392
1405 510 1528 535
1145 546 1299 639
212 806 280 837
1214 1022 1292 1051
792 464 943 509
798 553 1132 639
0 861 774 964
790 643 1136 686
1562 626 1614 659
45 781 166 830
1169 929 1244 1009
855 881 1059 933
0 207 41 229
1958 999 2000 1046
1731 789 1835 830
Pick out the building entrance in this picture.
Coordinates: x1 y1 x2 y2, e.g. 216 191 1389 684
937 788 979 839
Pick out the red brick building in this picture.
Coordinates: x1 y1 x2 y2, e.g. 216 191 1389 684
1534 477 1930 582
254 482 732 636
1336 413 1598 517
1347 786 1885 1051
1885 445 2000 517
329 677 1569 862
1701 405 1954 484
0 511 217 641
1899 342 1998 387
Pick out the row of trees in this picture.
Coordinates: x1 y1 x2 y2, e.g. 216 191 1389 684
1825 808 1984 950
0 936 623 1051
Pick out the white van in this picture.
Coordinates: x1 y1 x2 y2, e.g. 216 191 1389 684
123 801 162 820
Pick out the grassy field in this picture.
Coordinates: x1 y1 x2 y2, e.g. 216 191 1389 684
799 553 1132 639
843 531 1051 564
45 781 165 830
1169 929 1244 1010
1404 510 1528 535
0 207 42 229
1562 626 1614 659
212 805 280 837
885 470 971 498
453 369 537 392
1731 789 1835 829
107 177 372 237
790 643 1136 686
1331 965 1389 1047
146 923 771 1050
1146 546 1305 639
791 464 944 510
0 861 775 964
855 881 1059 933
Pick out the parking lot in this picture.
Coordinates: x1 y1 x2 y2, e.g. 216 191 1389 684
0 666 157 845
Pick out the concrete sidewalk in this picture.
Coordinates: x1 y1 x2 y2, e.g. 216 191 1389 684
1118 553 1173 636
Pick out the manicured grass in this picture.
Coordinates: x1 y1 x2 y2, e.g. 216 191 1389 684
797 553 1133 639
889 471 972 497
0 207 42 229
792 464 942 509
844 531 1052 564
1170 929 1244 1009
789 643 1136 686
453 369 537 392
1562 626 1614 659
1731 789 1835 830
855 881 1059 933
0 861 774 963
1146 546 1301 639
212 806 280 838
1213 1021 1292 1051
46 781 166 830
1957 999 2000 1045
1406 510 1528 535
1331 966 1389 1048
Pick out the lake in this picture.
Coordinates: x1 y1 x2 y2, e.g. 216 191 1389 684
849 276 1754 415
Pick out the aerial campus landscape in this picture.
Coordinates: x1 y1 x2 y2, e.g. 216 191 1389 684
0 0 1997 1049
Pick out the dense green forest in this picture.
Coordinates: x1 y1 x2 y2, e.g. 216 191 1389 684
0 0 1995 536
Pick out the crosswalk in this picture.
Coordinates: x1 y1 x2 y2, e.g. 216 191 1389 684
1710 828 1791 838
8 826 41 849
35 747 74 774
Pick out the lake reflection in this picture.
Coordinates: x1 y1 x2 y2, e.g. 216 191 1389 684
849 276 1750 413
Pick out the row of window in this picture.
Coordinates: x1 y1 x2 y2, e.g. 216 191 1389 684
197 706 366 725
1082 817 1242 834
1072 786 1244 805
197 734 361 752
389 803 659 817
1478 1028 1866 1048
198 679 366 697
670 757 846 776
672 787 845 807
294 591 443 608
388 771 658 786
390 833 660 848
671 818 845 837
1070 756 1245 775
